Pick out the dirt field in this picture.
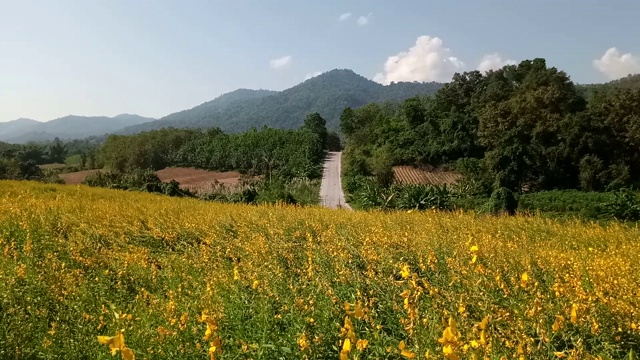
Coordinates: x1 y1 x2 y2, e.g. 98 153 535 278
58 170 101 185
58 167 245 193
156 168 244 192
392 166 461 186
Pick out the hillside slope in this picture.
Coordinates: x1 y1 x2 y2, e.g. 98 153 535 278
121 69 444 134
0 114 155 143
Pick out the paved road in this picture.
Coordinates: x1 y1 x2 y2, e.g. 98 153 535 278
320 151 351 209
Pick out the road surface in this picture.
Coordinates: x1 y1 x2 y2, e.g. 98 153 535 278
320 152 351 209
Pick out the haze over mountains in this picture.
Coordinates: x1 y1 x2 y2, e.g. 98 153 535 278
2 70 639 144
0 114 155 144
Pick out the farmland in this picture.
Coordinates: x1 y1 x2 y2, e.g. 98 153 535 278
1 181 638 359
392 166 460 186
58 167 246 193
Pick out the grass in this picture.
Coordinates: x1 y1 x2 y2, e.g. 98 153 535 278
1 181 639 359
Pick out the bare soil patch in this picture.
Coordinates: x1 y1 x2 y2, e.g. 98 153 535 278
59 170 101 185
392 166 461 186
156 167 244 192
58 167 247 192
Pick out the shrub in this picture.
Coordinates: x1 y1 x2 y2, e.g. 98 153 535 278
487 187 518 215
602 188 640 221
396 185 452 211
455 158 493 196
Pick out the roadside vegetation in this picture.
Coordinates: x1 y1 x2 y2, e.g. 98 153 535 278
341 59 640 220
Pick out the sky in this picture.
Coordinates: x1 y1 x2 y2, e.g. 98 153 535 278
1 0 639 122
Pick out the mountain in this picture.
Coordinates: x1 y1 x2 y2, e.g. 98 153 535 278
578 74 640 98
0 114 155 143
120 69 444 134
0 118 41 138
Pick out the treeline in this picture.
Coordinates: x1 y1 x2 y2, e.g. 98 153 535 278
0 138 71 180
342 58 640 196
99 113 333 179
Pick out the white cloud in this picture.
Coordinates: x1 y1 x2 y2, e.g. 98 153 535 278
373 35 465 84
357 13 373 26
269 55 292 69
338 13 352 21
593 47 640 80
304 71 322 81
477 53 516 72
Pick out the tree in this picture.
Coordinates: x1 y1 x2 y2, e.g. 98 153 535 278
48 138 67 164
477 59 586 192
302 112 328 150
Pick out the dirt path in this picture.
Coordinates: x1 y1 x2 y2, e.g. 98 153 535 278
319 152 351 209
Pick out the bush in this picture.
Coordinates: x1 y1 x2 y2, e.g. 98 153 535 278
579 154 605 191
455 158 493 196
487 187 518 215
83 170 193 197
396 185 452 211
602 189 640 221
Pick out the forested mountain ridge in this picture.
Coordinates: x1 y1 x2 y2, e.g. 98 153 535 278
577 73 640 98
119 69 444 134
0 114 155 144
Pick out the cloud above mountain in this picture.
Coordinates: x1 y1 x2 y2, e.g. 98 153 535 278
477 53 516 72
269 55 293 69
593 47 640 80
374 36 464 84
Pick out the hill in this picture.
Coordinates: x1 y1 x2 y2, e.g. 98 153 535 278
0 114 155 143
120 69 444 134
577 73 640 98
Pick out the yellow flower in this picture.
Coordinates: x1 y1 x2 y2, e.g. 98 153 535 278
97 330 135 359
340 338 351 360
552 315 565 332
570 304 578 324
297 333 309 352
520 272 529 287
401 265 411 279
356 339 368 351
442 344 459 360
398 340 416 358
470 245 478 252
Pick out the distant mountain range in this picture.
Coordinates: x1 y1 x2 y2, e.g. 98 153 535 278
3 70 639 144
119 69 444 134
0 114 155 144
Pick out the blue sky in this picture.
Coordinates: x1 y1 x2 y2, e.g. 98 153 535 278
1 0 639 122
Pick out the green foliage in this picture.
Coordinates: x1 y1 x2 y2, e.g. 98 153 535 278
602 189 640 221
395 184 452 210
174 126 324 179
346 177 452 212
83 170 193 197
370 147 394 187
199 178 320 206
122 69 443 134
455 157 493 196
100 129 195 172
487 187 518 215
342 58 640 212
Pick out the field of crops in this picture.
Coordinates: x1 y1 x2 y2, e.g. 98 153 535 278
1 181 639 359
392 166 460 186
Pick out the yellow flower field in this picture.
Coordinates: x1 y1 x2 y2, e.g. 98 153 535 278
0 181 639 359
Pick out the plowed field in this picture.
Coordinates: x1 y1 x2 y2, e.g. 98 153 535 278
392 166 460 185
